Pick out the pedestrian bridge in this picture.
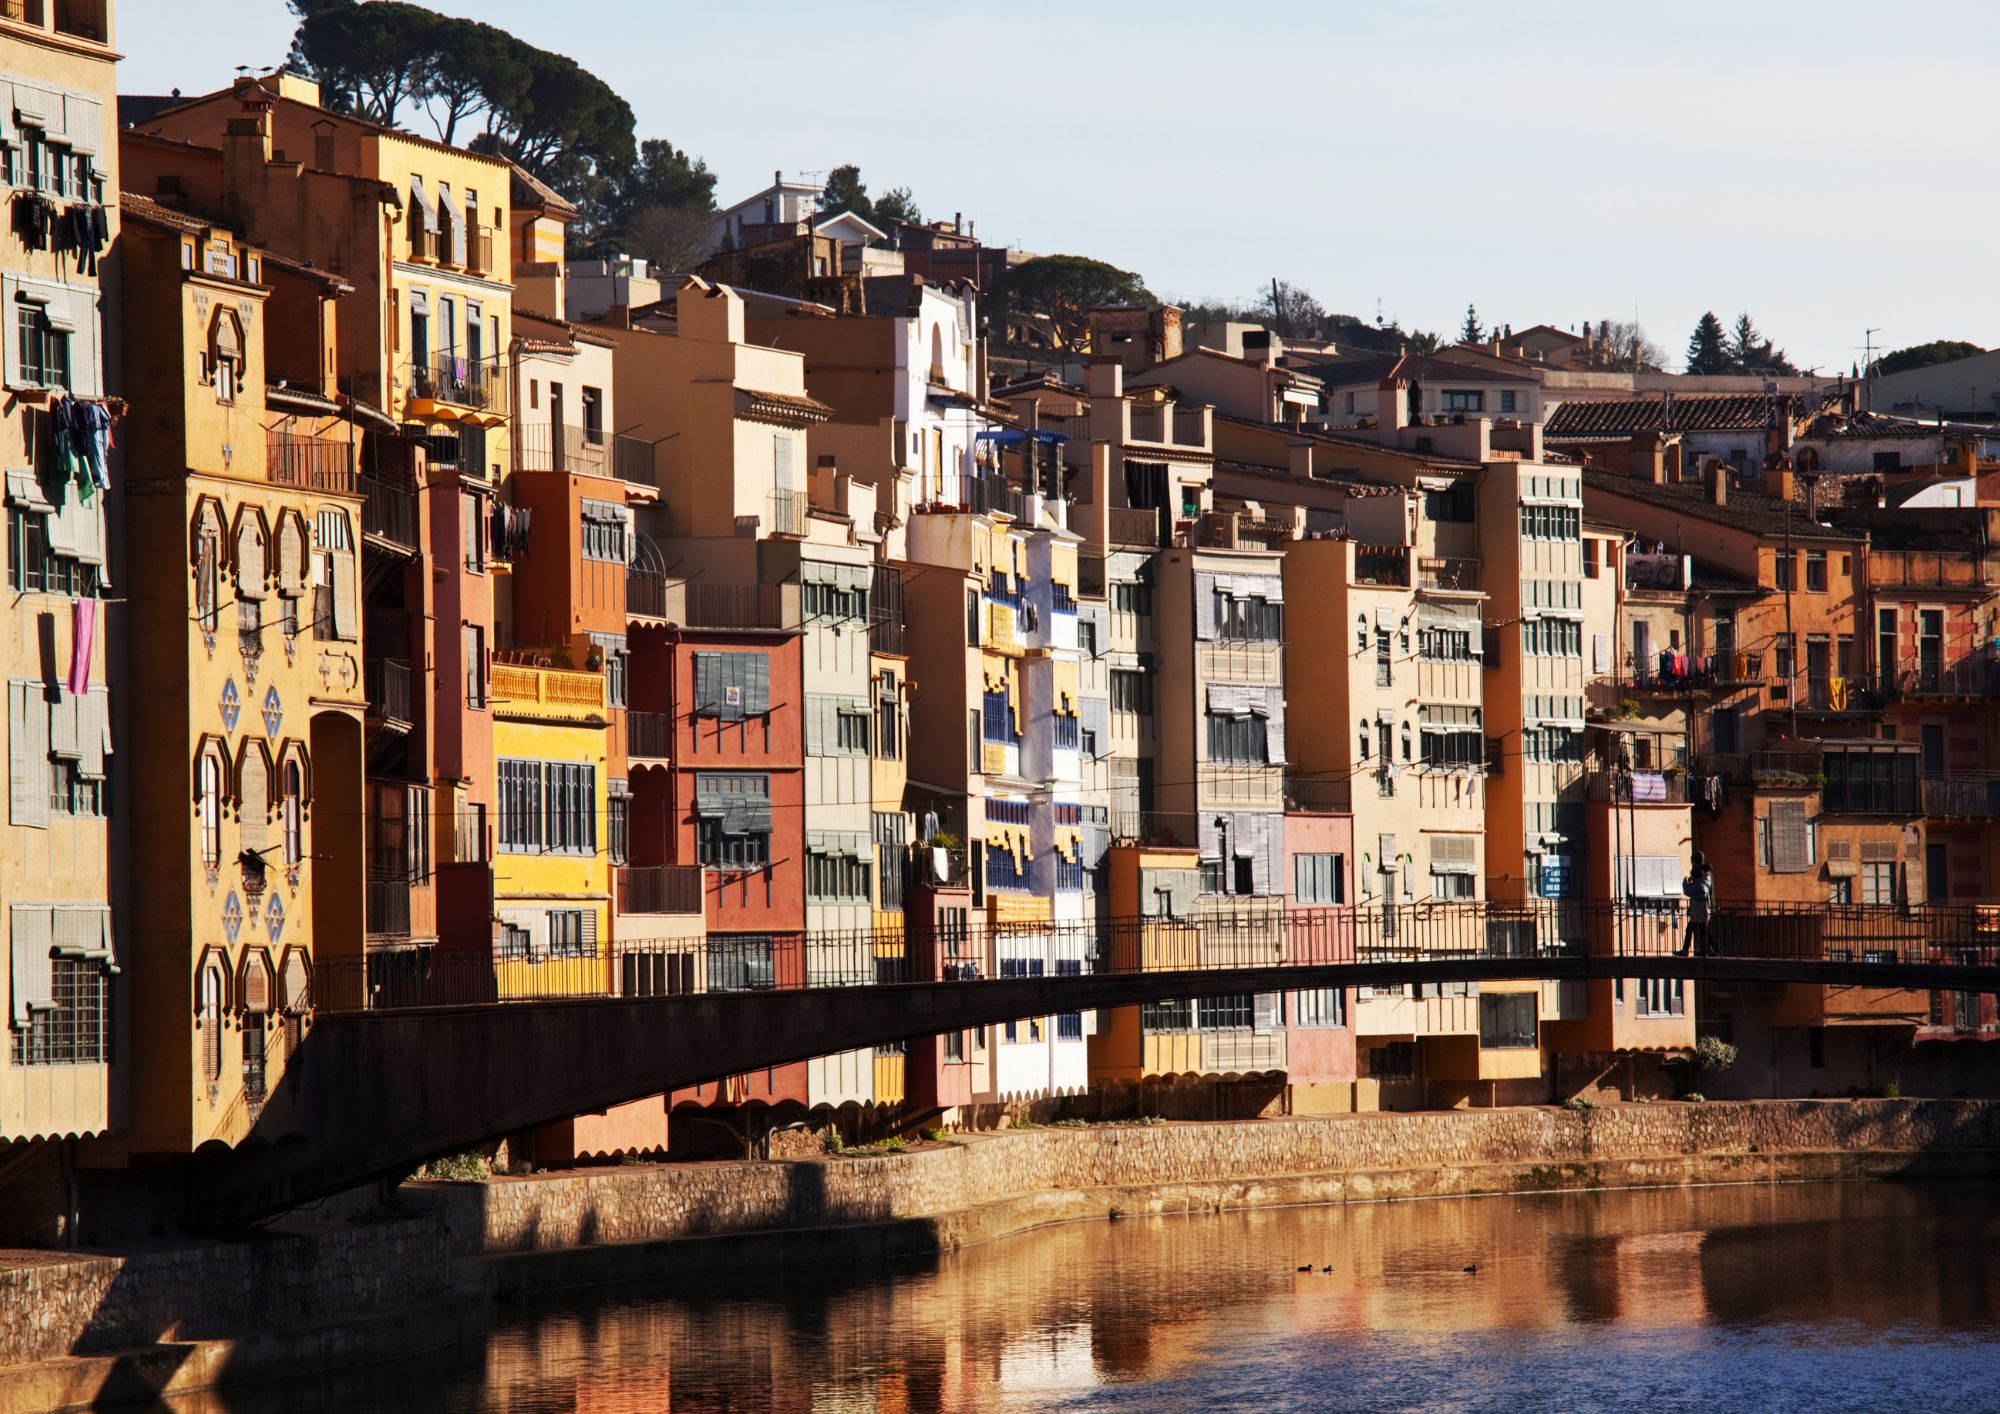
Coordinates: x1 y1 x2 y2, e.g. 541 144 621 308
195 900 2000 1224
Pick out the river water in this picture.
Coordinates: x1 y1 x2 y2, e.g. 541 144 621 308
187 1180 2000 1413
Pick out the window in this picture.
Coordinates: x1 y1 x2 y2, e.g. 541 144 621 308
1419 627 1476 661
1441 390 1484 412
581 386 604 444
692 650 770 721
282 762 303 867
1523 618 1583 657
837 707 870 754
1113 582 1152 617
11 958 110 1068
1110 670 1151 716
1206 710 1268 764
1421 724 1484 769
1423 481 1474 522
195 520 220 635
1078 619 1098 656
1294 853 1344 906
696 773 772 870
803 580 867 622
1517 504 1581 541
242 1022 266 1101
985 842 1029 892
944 1029 964 1062
16 305 70 390
1861 860 1897 905
540 763 597 856
199 753 222 868
1499 391 1518 414
875 670 901 760
1213 591 1282 642
1773 634 1795 680
1479 993 1537 1049
1376 628 1393 687
607 791 629 867
548 909 594 958
1635 978 1685 1017
8 508 100 597
1292 988 1346 1028
465 625 486 708
807 847 871 901
237 597 262 658
966 588 980 645
1367 1042 1414 1079
462 492 485 573
712 936 777 992
982 690 1014 744
496 922 531 961
1774 550 1796 591
497 759 543 853
580 501 628 563
1805 550 1827 593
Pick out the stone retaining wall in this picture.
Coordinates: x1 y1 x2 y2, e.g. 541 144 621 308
420 1098 2000 1259
0 1214 448 1371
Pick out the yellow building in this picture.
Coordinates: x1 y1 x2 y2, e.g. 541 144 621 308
115 196 367 1154
490 659 612 998
0 0 120 1158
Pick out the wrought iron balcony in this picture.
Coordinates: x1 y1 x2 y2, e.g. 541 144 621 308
266 430 356 494
616 865 704 915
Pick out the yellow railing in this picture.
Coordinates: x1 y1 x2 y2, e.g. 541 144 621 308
491 662 606 718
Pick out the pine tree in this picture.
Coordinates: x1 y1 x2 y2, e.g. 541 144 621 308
1460 304 1483 345
1685 312 1729 375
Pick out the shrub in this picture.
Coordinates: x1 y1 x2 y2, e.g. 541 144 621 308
1694 1034 1739 1072
820 1130 846 1156
1685 1092 1705 1104
920 1126 949 1143
1879 1079 1901 1099
420 1150 490 1182
1561 1096 1597 1112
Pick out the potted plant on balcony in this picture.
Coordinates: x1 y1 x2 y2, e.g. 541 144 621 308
585 643 605 671
927 831 960 884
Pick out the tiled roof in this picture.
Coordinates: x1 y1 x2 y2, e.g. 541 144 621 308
737 387 834 427
1298 352 1536 388
1582 469 1865 541
1802 410 1951 440
1212 412 1484 471
1547 393 1801 443
118 191 209 235
508 161 576 220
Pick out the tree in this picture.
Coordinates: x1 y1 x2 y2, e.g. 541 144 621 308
482 46 634 189
418 17 530 145
820 163 871 223
1872 340 1984 378
1461 303 1484 345
1685 311 1730 375
1254 280 1329 341
1727 311 1799 376
619 203 713 273
292 1 441 127
992 255 1152 350
1573 318 1667 373
873 186 922 227
579 138 718 263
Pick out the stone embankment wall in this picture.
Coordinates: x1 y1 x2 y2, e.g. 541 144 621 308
422 1099 2000 1260
0 1213 447 1372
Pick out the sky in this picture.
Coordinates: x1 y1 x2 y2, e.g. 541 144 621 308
116 0 1999 373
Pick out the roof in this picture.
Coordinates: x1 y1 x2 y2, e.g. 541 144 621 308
736 388 834 427
1801 410 1954 441
508 161 576 221
1298 352 1536 388
1212 411 1485 472
118 191 210 236
1131 346 1323 389
1547 393 1808 444
135 80 514 172
1582 469 1865 542
259 247 354 295
812 208 890 243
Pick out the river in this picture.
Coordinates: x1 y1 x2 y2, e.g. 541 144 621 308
186 1179 2000 1412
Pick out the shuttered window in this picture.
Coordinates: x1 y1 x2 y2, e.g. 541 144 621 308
692 651 770 721
238 748 270 857
1769 800 1813 874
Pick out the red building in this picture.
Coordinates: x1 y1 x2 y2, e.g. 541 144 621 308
1281 810 1359 1109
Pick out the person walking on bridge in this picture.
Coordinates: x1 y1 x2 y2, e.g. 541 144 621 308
1679 853 1715 957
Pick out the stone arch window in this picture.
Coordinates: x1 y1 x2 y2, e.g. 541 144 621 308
282 758 304 866
208 307 244 404
194 734 230 874
197 956 226 1085
239 948 273 1018
236 738 274 884
192 499 224 639
313 506 356 642
929 323 945 381
275 510 307 643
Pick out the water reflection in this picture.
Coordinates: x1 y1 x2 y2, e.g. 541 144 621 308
178 1181 2000 1413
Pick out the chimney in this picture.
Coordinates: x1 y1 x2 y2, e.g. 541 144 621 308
1378 376 1410 446
1704 460 1728 507
954 211 962 234
1633 432 1666 484
221 109 274 218
1664 440 1684 483
1767 459 1795 503
1956 439 1978 479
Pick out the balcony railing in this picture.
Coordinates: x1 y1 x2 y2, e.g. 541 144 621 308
365 878 409 940
1886 661 1995 700
1584 769 1692 805
1868 548 2000 591
407 357 508 417
266 430 357 494
626 575 795 630
628 710 671 759
767 488 807 536
365 657 412 724
1924 776 2000 820
513 422 609 475
1418 557 1482 593
465 225 494 277
1109 506 1162 548
1354 544 1411 587
360 474 419 551
1283 773 1352 815
616 865 704 915
614 434 656 488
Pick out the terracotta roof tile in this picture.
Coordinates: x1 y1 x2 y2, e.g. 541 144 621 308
1547 393 1821 443
1582 469 1864 541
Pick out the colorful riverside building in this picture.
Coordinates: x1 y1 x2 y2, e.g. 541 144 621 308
125 71 515 971
1 0 119 1174
115 197 365 1155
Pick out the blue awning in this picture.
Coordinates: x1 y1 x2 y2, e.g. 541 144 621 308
975 428 1068 446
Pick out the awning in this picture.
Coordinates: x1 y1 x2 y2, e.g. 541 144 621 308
976 428 1068 446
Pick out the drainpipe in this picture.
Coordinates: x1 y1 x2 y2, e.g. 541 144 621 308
60 1139 78 1249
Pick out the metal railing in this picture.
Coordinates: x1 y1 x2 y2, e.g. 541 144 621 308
624 575 793 629
1109 507 1162 548
1924 777 2000 820
767 488 807 536
513 422 609 475
266 431 357 493
1886 661 1996 700
310 899 2000 1011
360 474 418 551
1584 769 1692 804
1418 557 1482 593
1867 548 2000 591
365 878 410 940
1354 545 1411 587
365 658 412 723
407 357 508 417
1283 773 1353 814
614 434 656 488
616 865 704 915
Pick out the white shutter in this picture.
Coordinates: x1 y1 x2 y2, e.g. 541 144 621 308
9 680 47 829
331 547 356 641
236 518 265 598
64 285 102 399
239 749 270 855
10 904 53 1025
64 93 101 157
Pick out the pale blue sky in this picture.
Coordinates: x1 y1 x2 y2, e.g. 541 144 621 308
118 1 1997 372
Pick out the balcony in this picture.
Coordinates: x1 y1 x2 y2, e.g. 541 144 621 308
1924 776 2000 820
405 357 508 419
1886 660 1995 701
1109 506 1162 548
1763 673 1884 715
364 657 412 728
614 434 657 489
626 574 795 630
1583 769 1693 805
360 474 419 553
616 865 704 915
365 876 436 945
491 660 607 724
465 225 494 277
267 431 357 494
1283 773 1352 815
513 422 610 476
767 488 807 536
1868 548 2000 592
627 710 671 760
1354 544 1411 588
1418 557 1482 594
1822 748 1922 816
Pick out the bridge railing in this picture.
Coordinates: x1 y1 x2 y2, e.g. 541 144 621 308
310 900 2000 1012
